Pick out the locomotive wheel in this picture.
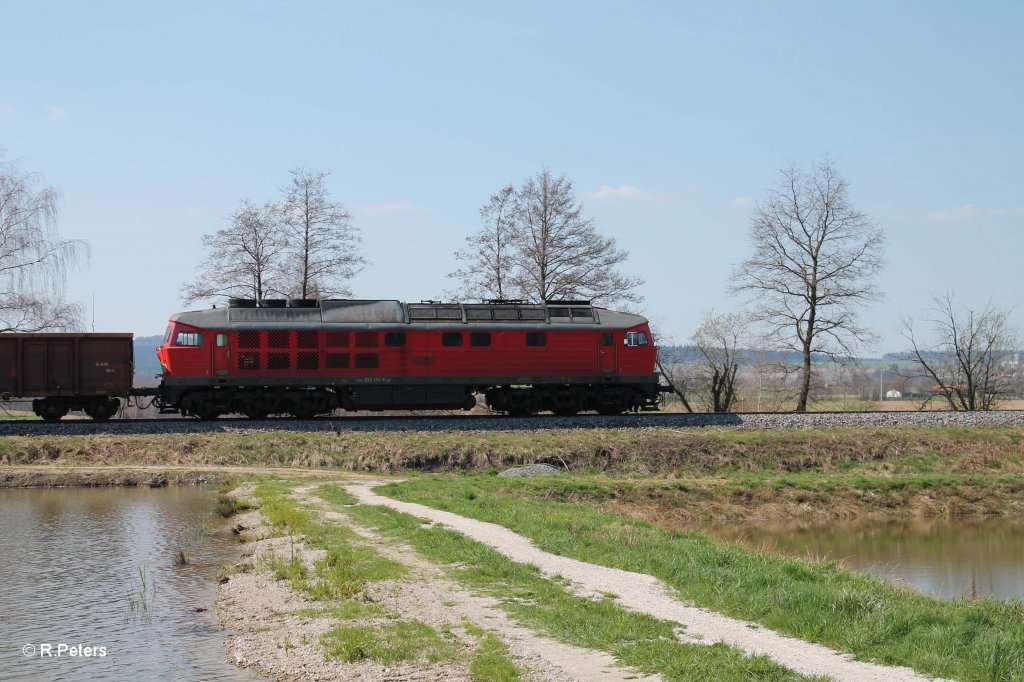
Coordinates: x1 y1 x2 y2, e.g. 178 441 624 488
291 409 317 420
244 410 269 420
597 406 623 416
553 407 578 417
193 406 221 420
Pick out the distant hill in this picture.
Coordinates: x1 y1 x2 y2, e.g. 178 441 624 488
134 335 163 386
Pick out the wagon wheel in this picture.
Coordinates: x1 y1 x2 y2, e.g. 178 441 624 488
38 401 70 422
85 399 120 421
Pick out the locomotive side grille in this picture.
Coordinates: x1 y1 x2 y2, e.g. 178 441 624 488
326 353 349 369
297 352 319 370
326 331 350 347
297 330 318 348
548 307 571 318
238 352 260 370
268 353 290 370
355 331 377 347
465 308 491 320
354 353 379 369
268 330 291 348
493 308 518 320
238 330 261 349
519 308 546 320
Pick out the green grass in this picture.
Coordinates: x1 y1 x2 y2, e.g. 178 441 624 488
251 481 405 602
322 620 459 664
469 631 521 682
376 475 1024 682
318 484 819 682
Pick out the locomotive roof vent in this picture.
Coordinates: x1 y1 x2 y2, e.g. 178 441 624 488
287 298 319 308
228 298 257 308
544 299 592 306
259 299 287 308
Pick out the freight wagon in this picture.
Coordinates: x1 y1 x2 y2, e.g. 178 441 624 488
0 333 133 420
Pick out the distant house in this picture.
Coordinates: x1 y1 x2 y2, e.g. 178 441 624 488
885 389 902 399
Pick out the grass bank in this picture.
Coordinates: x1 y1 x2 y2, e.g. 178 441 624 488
3 426 1022 475
6 426 1021 517
376 475 1024 681
317 483 819 681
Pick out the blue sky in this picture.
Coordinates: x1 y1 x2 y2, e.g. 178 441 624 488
2 1 1021 352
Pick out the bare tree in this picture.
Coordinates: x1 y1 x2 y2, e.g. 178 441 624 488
511 169 642 305
691 310 747 412
280 168 365 299
730 158 884 412
0 154 88 332
181 200 288 304
901 292 1019 410
449 185 518 300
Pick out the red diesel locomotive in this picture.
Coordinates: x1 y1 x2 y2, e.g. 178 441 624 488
155 298 661 418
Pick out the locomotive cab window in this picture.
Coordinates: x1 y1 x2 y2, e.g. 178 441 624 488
470 332 491 347
525 332 547 347
624 331 649 347
175 332 204 347
442 332 463 347
602 333 613 347
216 334 228 347
384 332 406 347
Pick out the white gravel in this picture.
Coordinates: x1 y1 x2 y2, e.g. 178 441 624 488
346 481 952 682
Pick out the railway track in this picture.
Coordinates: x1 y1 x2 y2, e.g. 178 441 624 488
1 409 1023 436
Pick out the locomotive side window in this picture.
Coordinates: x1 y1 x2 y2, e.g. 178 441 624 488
384 332 406 347
216 334 228 347
175 332 204 347
470 332 491 347
442 332 463 347
525 332 546 347
356 331 378 347
602 333 613 347
624 331 649 347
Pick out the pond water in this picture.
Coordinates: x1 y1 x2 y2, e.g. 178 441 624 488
0 486 259 681
690 517 1024 601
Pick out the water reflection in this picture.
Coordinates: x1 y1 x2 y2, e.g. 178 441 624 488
691 516 1024 601
0 486 259 681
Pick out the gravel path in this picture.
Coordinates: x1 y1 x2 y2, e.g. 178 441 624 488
293 485 661 682
2 408 1022 436
347 481 951 682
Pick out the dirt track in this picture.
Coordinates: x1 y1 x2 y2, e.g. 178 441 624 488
345 480 949 682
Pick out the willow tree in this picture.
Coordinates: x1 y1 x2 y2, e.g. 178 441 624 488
731 159 884 412
0 155 88 332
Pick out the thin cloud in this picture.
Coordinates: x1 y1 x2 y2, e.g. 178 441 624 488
357 200 420 216
584 184 658 202
926 204 981 223
46 105 67 123
987 206 1024 219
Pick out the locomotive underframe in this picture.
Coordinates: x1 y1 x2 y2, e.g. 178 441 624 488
158 375 662 419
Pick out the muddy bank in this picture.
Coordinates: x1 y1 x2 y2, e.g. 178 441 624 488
0 468 223 488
